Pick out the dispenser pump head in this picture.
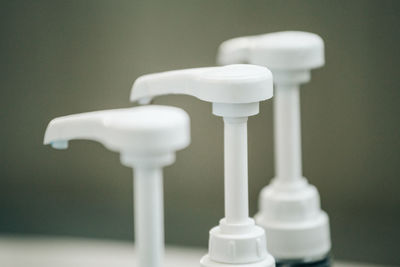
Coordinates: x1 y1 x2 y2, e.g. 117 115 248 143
218 31 324 74
130 64 273 106
44 106 190 166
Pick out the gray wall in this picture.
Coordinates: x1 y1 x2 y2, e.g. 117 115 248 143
1 0 399 265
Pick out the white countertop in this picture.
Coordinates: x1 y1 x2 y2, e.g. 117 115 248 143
0 236 390 267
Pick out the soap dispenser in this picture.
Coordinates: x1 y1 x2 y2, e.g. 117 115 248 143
217 32 331 266
44 105 190 267
131 64 276 267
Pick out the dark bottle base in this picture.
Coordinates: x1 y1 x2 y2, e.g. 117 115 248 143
276 256 331 267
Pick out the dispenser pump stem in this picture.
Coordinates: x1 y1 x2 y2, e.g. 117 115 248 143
274 84 302 182
224 117 249 224
134 167 164 267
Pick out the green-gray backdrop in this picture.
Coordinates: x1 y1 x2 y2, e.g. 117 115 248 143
1 0 399 265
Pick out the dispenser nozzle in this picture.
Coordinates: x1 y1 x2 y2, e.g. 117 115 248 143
50 140 68 150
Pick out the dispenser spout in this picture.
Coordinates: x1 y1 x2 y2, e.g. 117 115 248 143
44 110 115 149
50 140 69 150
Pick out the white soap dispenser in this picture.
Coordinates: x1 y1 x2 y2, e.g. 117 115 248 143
44 105 190 267
218 32 331 266
131 64 276 267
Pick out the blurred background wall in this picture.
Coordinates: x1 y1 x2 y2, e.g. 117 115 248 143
1 0 399 265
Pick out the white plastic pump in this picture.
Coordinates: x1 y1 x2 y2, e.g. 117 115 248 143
44 105 190 267
131 65 275 267
218 32 331 262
